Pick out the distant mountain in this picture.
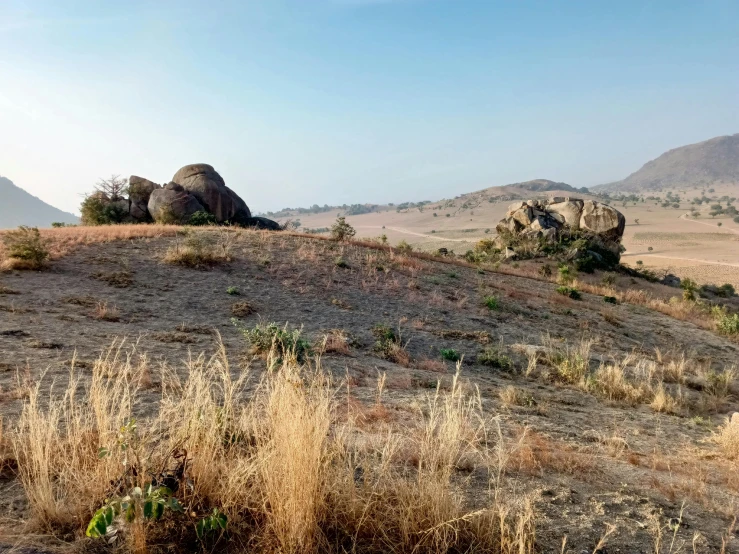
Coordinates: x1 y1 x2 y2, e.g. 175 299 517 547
595 134 739 193
0 176 79 228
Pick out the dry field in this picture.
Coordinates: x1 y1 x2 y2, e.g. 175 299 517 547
0 226 738 553
292 183 739 288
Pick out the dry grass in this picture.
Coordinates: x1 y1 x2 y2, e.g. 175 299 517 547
316 329 352 356
9 343 535 553
713 416 739 460
231 301 256 318
92 301 120 322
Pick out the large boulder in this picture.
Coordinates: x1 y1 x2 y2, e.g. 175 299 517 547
580 200 626 240
495 197 625 266
128 176 160 204
148 189 205 224
171 164 250 223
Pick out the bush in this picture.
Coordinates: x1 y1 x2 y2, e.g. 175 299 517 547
680 278 698 301
226 286 240 295
440 348 461 362
556 286 581 300
80 195 127 225
334 256 350 269
538 264 552 277
396 240 413 252
477 347 513 370
331 217 356 241
372 324 410 366
189 210 217 226
734 216 739 224
1 226 50 269
603 296 618 304
163 231 232 268
484 296 500 310
235 321 311 363
713 308 739 335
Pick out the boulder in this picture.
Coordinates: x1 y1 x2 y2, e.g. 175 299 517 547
580 200 626 240
547 199 584 229
147 189 205 223
165 181 185 192
239 216 282 230
128 176 160 204
172 164 250 223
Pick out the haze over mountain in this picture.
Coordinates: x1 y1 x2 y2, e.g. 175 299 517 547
595 134 739 193
0 176 79 228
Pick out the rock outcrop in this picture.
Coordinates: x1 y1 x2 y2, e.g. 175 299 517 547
496 197 626 263
171 164 250 223
148 189 205 223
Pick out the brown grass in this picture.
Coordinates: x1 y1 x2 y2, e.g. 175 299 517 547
10 343 535 553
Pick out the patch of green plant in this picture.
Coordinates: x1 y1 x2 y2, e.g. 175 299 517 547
484 295 500 310
600 272 616 286
226 286 240 295
189 210 217 226
234 321 311 362
477 347 513 371
195 508 228 541
335 256 350 268
712 306 739 335
556 286 581 300
681 278 698 301
440 348 461 362
396 240 413 252
603 296 618 304
538 263 552 277
2 226 50 269
330 216 356 241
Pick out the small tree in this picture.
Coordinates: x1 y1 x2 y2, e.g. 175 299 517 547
2 226 50 269
330 217 356 242
94 175 128 201
718 222 723 227
681 278 698 302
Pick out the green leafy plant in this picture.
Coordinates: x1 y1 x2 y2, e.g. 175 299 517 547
680 278 698 301
484 296 500 310
195 508 228 541
2 226 50 269
477 347 513 371
335 256 350 268
330 216 356 241
538 264 552 277
440 348 461 362
556 286 582 300
234 321 311 363
189 210 217 226
226 286 240 295
603 296 618 304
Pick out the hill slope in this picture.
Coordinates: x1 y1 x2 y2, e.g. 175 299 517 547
0 176 78 228
596 134 739 193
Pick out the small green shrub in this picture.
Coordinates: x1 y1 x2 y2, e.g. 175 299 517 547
331 217 356 241
234 321 311 362
681 278 698 301
396 240 413 252
189 210 217 226
600 272 616 286
556 286 581 300
538 264 552 277
440 348 461 362
477 347 513 370
484 296 500 310
713 307 739 335
335 256 350 268
2 226 50 269
557 264 574 285
226 286 240 295
603 296 619 304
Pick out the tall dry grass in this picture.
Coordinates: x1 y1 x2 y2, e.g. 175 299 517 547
10 341 534 553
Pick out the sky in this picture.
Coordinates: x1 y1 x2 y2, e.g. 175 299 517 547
1 0 738 215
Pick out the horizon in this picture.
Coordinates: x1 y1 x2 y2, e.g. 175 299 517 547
2 0 739 215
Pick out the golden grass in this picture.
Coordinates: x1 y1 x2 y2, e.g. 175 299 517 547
10 343 535 553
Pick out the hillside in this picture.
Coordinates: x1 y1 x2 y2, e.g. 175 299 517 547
596 134 739 193
0 176 78 228
0 226 738 553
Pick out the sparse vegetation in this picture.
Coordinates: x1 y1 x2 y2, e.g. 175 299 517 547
234 321 311 363
330 217 356 242
477 346 513 370
1 226 50 270
556 286 581 300
439 348 461 362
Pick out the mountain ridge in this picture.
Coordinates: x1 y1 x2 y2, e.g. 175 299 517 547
0 176 79 228
595 133 739 193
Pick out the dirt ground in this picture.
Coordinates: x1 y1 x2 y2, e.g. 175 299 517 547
1 230 739 552
292 183 739 288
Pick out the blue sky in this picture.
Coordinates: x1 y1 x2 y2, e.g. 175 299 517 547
1 0 738 214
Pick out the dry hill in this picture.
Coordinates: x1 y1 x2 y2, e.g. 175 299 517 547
0 176 79 229
0 225 738 553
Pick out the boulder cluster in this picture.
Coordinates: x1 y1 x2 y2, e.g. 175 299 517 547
495 197 626 260
93 164 280 229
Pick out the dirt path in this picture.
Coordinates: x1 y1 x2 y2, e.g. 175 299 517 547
679 213 739 234
623 252 739 268
357 225 481 243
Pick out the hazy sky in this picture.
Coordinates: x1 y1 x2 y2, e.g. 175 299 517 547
1 0 738 214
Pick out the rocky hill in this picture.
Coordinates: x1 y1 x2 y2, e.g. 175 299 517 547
595 133 739 193
0 176 78 228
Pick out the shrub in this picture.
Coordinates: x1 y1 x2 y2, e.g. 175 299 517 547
80 195 127 225
396 240 413 252
556 286 581 300
163 231 232 268
545 337 592 384
1 226 50 270
600 272 616 286
372 324 410 366
483 296 500 310
440 348 461 362
557 265 574 285
189 210 217 226
734 216 739 223
235 321 311 363
680 278 698 301
713 308 739 335
334 256 350 269
538 264 552 277
477 347 513 370
231 301 255 318
226 286 240 295
330 217 356 242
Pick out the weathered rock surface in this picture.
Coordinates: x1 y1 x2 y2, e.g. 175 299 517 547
495 197 626 263
171 164 250 223
147 189 205 223
128 176 160 204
